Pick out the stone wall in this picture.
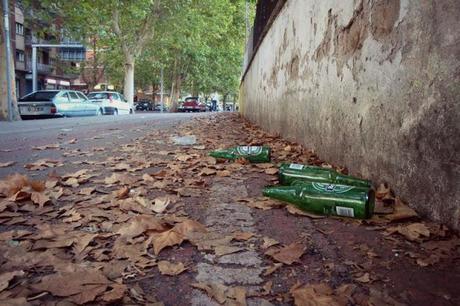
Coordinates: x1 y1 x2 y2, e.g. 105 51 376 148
240 0 460 229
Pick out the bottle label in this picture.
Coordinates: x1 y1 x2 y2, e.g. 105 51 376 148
336 206 355 217
312 182 354 194
236 146 263 156
289 163 304 170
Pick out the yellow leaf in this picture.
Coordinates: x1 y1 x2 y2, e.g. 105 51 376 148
158 261 187 276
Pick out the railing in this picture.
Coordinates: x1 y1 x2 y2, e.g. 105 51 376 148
25 35 51 46
241 0 287 80
26 61 53 74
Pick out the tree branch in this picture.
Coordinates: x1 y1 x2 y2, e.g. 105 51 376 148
112 7 130 57
135 0 161 57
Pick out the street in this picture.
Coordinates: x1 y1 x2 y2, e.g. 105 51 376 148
0 113 459 305
0 113 208 178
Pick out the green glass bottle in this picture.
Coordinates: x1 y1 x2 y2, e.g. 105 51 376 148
209 146 271 163
263 181 375 219
279 163 371 188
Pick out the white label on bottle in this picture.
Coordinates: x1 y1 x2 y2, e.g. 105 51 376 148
312 182 354 194
336 206 355 218
289 163 304 170
236 146 263 155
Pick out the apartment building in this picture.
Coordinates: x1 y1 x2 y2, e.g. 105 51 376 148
9 0 85 98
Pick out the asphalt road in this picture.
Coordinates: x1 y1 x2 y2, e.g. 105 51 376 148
0 112 209 178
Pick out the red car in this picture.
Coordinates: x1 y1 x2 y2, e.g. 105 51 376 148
181 97 206 112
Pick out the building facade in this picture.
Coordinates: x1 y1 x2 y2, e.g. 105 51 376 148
9 0 85 98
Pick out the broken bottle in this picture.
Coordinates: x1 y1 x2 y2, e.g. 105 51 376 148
209 146 271 163
263 181 375 219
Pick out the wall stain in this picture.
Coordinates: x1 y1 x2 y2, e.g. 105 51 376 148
313 0 401 78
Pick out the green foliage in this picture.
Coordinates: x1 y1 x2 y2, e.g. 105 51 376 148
29 0 255 100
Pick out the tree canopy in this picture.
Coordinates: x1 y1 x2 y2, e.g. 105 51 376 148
24 0 255 109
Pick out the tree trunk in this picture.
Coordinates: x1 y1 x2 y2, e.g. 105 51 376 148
170 58 181 112
124 54 135 110
0 14 20 121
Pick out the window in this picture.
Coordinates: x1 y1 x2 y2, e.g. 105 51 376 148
15 23 24 36
59 92 71 103
19 91 59 102
16 50 24 62
87 92 109 100
76 92 88 101
68 91 79 101
113 93 122 101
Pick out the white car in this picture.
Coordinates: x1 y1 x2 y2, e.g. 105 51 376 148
87 91 133 115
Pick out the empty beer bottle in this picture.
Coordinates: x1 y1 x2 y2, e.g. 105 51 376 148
263 181 375 219
209 146 271 163
279 163 371 188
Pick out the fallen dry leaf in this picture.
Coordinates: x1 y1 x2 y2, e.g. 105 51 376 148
214 245 244 256
115 186 130 199
173 219 207 237
265 243 305 265
192 282 246 305
32 143 60 150
217 170 231 177
0 161 15 168
158 261 187 276
151 229 185 255
232 231 254 241
386 223 430 241
117 215 167 239
262 237 279 249
200 168 217 176
264 168 279 175
152 196 172 213
290 283 343 306
264 263 283 276
241 197 285 210
142 173 154 182
62 177 80 188
286 205 325 218
0 271 24 292
100 284 127 303
355 272 371 283
79 187 95 196
32 269 110 303
31 192 51 208
24 159 61 171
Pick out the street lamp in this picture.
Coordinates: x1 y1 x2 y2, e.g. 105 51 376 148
2 0 13 121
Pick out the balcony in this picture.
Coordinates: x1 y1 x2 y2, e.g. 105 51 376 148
25 35 53 46
26 62 54 74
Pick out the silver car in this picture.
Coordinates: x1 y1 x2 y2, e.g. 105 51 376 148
18 90 102 119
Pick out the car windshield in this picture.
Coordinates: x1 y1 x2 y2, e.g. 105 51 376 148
185 97 198 102
19 91 59 102
88 92 109 99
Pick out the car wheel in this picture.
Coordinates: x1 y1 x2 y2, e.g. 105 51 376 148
129 109 133 114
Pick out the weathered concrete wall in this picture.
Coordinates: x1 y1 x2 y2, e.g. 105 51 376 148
240 0 460 229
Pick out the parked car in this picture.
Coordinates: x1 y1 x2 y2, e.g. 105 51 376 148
18 90 101 119
87 91 133 115
135 100 154 111
181 97 206 112
154 104 168 112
